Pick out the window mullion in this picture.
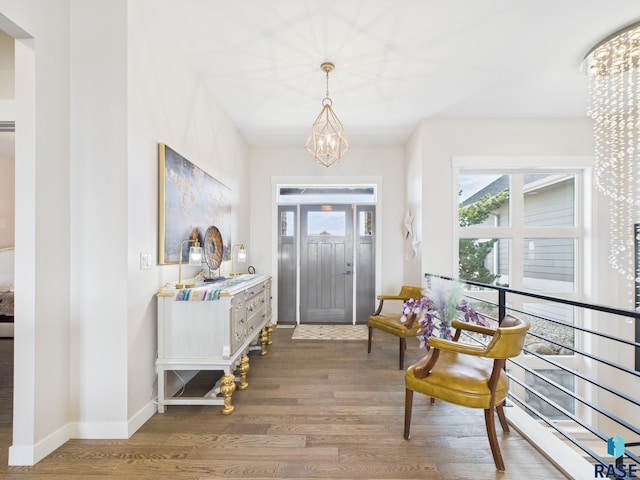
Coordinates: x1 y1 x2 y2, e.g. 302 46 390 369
511 173 524 290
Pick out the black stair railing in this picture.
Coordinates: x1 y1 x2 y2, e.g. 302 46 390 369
424 273 640 469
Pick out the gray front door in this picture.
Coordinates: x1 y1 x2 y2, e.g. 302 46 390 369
300 204 353 323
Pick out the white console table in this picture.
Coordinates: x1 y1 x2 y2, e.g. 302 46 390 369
156 273 272 414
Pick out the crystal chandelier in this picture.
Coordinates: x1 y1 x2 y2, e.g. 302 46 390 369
305 62 349 167
582 21 640 284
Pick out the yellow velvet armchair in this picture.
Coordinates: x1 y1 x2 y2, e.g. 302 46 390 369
404 315 529 471
367 285 423 370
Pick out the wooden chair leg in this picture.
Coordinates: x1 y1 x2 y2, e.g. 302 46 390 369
496 405 509 432
484 408 505 471
367 326 373 354
404 389 413 439
399 338 406 370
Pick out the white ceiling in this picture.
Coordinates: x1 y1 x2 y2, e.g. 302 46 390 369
149 0 640 146
152 1 639 146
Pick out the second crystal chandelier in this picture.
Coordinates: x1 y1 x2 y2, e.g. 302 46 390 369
305 62 349 167
581 21 640 283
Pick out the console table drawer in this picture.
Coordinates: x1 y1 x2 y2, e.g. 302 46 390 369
229 295 247 355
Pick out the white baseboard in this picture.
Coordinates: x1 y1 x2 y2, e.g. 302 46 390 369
74 420 129 439
127 400 157 436
75 398 159 438
8 421 74 466
8 444 35 466
8 401 158 465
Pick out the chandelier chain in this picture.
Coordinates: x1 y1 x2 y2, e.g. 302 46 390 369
325 69 330 100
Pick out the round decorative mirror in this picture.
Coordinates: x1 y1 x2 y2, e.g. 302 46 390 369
203 226 223 277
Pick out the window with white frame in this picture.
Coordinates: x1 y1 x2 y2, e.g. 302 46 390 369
457 170 581 295
455 160 592 422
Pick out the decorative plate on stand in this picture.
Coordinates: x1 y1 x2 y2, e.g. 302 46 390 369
203 226 224 281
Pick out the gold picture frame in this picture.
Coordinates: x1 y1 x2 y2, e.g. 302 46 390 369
158 143 231 265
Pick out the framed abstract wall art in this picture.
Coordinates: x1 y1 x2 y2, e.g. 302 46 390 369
158 143 231 265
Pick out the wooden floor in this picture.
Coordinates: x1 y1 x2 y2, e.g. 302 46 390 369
0 328 567 479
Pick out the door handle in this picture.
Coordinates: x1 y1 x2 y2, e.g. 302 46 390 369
343 271 352 275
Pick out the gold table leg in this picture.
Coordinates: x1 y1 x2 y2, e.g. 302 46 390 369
260 329 268 355
220 374 236 415
237 354 250 390
266 321 274 345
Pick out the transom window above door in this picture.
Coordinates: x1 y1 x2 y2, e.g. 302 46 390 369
277 185 376 204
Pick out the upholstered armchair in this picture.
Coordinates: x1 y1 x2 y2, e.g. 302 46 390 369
403 315 529 471
367 285 423 370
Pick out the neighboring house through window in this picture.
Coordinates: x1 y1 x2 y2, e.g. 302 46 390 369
454 156 592 423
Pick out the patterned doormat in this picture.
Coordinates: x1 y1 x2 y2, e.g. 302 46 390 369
291 324 369 341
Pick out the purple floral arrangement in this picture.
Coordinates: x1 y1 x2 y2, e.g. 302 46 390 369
401 278 488 349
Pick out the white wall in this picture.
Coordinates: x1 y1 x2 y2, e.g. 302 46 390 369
249 145 407 319
127 0 250 424
414 117 639 436
416 117 630 308
0 0 72 465
1 0 634 466
69 0 129 437
404 125 423 286
416 119 604 279
0 0 251 465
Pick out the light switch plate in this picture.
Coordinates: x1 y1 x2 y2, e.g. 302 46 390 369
140 252 153 270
